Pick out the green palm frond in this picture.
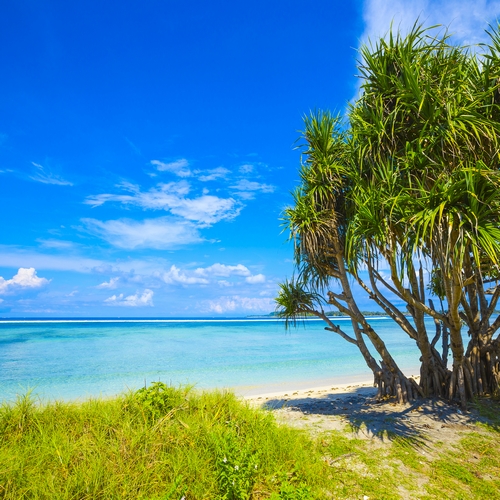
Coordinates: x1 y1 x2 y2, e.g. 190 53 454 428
275 279 324 329
279 21 500 330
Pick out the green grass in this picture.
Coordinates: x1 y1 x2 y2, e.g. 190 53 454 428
1 384 499 499
0 384 330 499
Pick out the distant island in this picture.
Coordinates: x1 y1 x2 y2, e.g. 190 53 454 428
246 311 392 319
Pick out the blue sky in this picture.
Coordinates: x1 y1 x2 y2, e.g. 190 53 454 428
1 0 499 317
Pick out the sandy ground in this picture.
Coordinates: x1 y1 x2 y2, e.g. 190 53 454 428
245 380 493 449
244 381 500 499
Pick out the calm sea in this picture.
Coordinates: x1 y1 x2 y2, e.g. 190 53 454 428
0 317 429 402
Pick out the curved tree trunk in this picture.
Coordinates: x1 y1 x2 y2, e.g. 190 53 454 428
328 243 419 403
358 258 447 400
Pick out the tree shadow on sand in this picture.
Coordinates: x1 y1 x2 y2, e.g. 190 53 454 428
261 386 495 446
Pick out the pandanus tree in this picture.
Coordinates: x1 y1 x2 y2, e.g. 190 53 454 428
277 112 421 403
276 23 500 406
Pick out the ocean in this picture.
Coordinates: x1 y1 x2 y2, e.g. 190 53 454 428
0 317 428 402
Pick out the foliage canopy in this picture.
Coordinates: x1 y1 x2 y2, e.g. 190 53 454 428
277 23 500 406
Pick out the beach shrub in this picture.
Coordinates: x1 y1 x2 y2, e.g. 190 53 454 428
269 482 313 500
214 422 260 499
131 381 189 420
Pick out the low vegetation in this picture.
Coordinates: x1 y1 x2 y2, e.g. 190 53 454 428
0 383 499 499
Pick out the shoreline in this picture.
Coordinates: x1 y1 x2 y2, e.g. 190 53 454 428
1 368 422 405
243 379 377 406
1 318 425 404
236 366 421 402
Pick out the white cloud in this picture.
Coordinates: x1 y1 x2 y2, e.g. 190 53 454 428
231 179 275 193
0 245 179 278
37 239 75 250
361 0 500 47
85 181 241 225
104 289 154 307
0 248 105 273
172 194 240 225
230 179 275 199
239 164 254 174
195 263 251 277
151 159 191 177
208 298 236 313
206 295 274 314
196 167 230 182
162 265 209 285
30 162 73 186
82 217 203 249
96 277 120 289
157 263 266 288
245 273 266 284
85 181 189 208
0 268 50 295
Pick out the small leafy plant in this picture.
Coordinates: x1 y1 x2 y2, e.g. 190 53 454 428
132 381 189 420
216 427 259 499
269 482 313 500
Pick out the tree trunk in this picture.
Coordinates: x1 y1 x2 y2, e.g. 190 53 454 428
328 238 418 403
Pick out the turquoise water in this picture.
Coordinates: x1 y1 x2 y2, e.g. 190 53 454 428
0 317 427 402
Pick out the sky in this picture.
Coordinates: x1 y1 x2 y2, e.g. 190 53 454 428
1 0 500 317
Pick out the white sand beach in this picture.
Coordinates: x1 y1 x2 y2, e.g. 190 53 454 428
242 374 491 455
242 378 376 402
